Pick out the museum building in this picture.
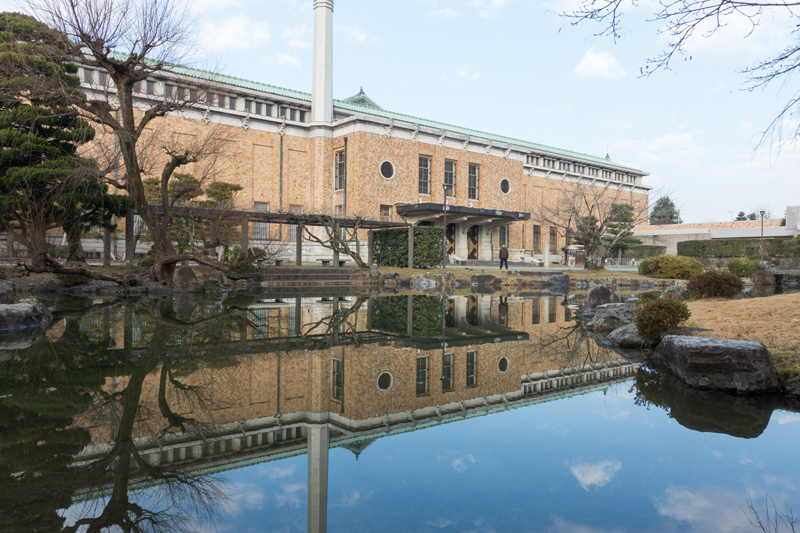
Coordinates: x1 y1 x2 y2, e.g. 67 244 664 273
77 0 651 262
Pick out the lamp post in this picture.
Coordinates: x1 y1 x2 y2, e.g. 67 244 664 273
760 210 766 261
442 184 449 269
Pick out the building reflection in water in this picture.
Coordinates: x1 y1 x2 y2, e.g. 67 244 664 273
0 292 638 532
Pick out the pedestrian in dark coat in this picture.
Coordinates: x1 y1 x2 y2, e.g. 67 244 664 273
499 244 509 270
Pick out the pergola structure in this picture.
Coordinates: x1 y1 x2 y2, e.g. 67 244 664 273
117 205 412 267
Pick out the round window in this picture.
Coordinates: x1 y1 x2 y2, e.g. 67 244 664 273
377 372 393 390
379 161 395 180
498 357 509 373
500 178 511 195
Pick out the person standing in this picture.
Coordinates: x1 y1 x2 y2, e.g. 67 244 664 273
499 244 509 270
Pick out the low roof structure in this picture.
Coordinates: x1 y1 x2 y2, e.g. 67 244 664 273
396 203 530 230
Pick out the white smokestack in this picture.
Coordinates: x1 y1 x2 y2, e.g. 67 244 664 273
311 0 333 123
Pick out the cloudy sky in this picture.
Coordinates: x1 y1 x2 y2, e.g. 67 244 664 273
7 0 799 222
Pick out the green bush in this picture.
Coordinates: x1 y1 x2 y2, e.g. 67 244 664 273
687 270 744 298
627 245 666 260
677 237 797 258
371 295 443 337
373 227 444 269
638 255 704 279
727 258 762 278
634 300 691 344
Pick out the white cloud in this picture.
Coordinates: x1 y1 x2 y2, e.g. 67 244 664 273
574 48 626 79
335 25 378 44
275 483 305 509
428 518 455 528
655 486 755 532
263 52 301 68
200 16 270 50
331 489 373 508
569 460 622 491
457 64 481 82
263 464 296 480
468 0 509 19
773 412 800 425
432 8 460 17
547 517 627 533
282 24 311 49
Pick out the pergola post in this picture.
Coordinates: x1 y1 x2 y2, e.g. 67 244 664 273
296 225 303 266
407 226 415 269
103 228 111 266
368 230 374 266
241 216 249 254
125 211 135 264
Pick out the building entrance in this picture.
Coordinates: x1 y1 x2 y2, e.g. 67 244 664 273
467 226 479 259
446 224 456 255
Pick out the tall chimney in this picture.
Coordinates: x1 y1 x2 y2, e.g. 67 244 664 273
311 0 333 123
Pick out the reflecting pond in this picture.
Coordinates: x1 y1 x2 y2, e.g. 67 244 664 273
1 291 798 532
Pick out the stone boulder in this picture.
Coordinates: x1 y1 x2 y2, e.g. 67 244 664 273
0 280 13 296
785 375 800 398
584 303 638 332
653 336 778 393
453 279 470 289
413 276 436 291
384 272 398 279
174 267 201 293
659 285 685 301
470 274 499 286
550 274 571 296
604 323 646 348
395 276 412 287
370 269 381 280
0 299 53 333
578 284 619 312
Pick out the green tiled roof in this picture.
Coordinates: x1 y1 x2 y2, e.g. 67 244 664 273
160 63 644 173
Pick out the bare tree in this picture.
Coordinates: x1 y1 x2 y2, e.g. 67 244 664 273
564 0 800 145
28 0 237 284
532 178 650 269
297 213 369 268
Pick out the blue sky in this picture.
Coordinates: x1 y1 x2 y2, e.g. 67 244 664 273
8 0 799 222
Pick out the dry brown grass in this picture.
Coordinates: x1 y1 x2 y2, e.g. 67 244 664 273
686 292 800 358
376 266 652 281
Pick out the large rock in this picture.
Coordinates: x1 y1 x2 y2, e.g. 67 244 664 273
659 285 686 301
413 276 436 291
174 267 201 293
785 375 800 397
470 274 499 286
0 299 53 333
653 336 778 393
584 302 638 332
604 323 646 348
550 274 571 296
578 284 619 312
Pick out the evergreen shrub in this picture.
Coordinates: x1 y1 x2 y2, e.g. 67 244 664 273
373 227 444 268
371 295 443 337
634 300 691 344
687 270 744 298
638 255 704 279
727 258 762 278
677 237 795 258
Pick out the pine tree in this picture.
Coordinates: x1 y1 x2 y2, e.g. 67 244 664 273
0 12 127 265
602 203 643 256
649 197 682 225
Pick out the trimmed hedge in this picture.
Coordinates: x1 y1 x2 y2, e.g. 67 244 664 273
677 237 796 258
634 300 691 344
371 295 443 338
627 245 666 260
687 270 744 298
638 255 704 280
373 227 444 268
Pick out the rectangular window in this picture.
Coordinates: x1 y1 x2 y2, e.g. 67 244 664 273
206 92 213 105
217 94 225 107
245 100 252 112
189 88 196 100
565 305 572 322
165 84 174 98
290 109 297 121
444 160 456 197
442 353 454 392
566 229 572 247
499 226 507 247
299 110 305 122
83 69 93 83
380 205 392 222
251 309 267 339
229 97 236 110
332 359 344 400
98 71 107 86
416 356 429 396
289 204 302 241
264 104 273 117
466 351 477 387
287 305 297 337
550 226 558 254
253 202 269 240
279 106 286 118
549 297 557 324
533 225 541 253
289 224 298 242
255 102 262 115
418 156 431 195
177 87 185 100
334 150 346 191
468 164 479 200
133 81 141 93
531 297 541 325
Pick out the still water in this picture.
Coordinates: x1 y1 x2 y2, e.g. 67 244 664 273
1 292 798 532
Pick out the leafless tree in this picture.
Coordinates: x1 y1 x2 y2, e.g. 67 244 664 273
745 494 799 532
297 213 369 268
564 0 800 146
27 0 239 284
531 178 650 269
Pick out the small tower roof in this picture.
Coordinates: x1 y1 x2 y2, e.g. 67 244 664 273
342 87 383 110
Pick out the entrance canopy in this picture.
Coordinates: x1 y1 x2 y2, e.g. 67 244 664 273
395 203 530 229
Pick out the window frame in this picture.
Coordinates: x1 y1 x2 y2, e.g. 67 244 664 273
468 164 480 200
442 353 454 392
466 351 477 387
418 156 431 195
444 160 456 198
253 202 270 240
416 356 429 396
332 359 344 400
549 226 558 254
533 225 541 253
334 150 346 191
